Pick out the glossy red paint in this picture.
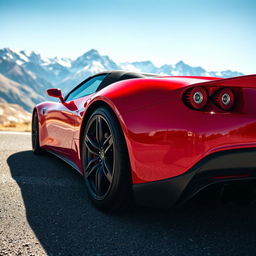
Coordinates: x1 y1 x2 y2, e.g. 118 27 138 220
46 88 64 103
47 88 62 98
36 74 256 186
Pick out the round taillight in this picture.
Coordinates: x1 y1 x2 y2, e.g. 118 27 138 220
188 87 208 110
214 88 235 110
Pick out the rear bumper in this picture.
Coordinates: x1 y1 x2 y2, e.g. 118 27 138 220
133 148 256 208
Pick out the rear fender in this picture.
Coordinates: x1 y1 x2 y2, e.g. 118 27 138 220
194 74 256 88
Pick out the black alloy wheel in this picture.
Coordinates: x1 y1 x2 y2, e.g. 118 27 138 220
82 107 132 210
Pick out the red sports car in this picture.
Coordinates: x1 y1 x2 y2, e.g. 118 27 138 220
32 71 256 210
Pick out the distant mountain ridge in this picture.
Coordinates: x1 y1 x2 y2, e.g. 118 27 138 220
0 48 244 111
0 102 31 124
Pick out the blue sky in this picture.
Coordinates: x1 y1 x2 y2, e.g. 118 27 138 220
0 0 255 73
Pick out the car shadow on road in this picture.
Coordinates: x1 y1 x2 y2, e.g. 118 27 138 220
7 150 256 255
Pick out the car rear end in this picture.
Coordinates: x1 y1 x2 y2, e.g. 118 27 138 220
129 75 256 207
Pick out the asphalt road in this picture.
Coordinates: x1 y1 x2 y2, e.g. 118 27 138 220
1 132 256 256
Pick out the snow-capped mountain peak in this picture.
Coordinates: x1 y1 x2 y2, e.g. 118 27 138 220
120 60 159 74
0 48 50 66
0 48 29 64
83 49 100 59
0 47 245 111
71 49 118 71
50 57 72 67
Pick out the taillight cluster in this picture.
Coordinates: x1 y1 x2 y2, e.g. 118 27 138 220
183 87 235 111
212 88 235 111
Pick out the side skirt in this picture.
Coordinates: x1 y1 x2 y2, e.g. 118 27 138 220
45 149 83 175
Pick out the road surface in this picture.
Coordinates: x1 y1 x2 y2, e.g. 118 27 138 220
0 132 256 255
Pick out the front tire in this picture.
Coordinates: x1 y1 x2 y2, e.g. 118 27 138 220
82 107 132 211
31 111 42 154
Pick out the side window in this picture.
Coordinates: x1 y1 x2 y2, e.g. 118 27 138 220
66 75 106 101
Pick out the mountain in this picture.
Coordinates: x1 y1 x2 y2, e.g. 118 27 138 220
120 60 244 78
172 61 206 76
120 61 160 74
0 47 245 113
0 74 44 111
0 48 71 84
60 49 119 93
0 102 31 124
0 57 52 95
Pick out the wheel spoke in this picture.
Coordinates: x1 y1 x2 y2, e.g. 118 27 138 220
95 116 103 146
103 134 113 154
85 135 99 155
95 167 103 196
84 113 116 199
84 157 100 178
102 160 113 183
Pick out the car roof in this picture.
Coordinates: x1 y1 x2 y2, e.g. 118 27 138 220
97 70 158 90
64 70 156 101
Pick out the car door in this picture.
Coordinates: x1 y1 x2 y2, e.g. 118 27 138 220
62 74 108 162
43 74 108 159
41 99 77 158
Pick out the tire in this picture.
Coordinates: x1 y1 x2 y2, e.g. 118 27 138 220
82 107 132 211
31 111 42 154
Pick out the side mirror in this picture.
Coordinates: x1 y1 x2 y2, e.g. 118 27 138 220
46 88 64 102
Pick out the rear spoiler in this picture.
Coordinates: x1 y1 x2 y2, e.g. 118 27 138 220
194 74 256 88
